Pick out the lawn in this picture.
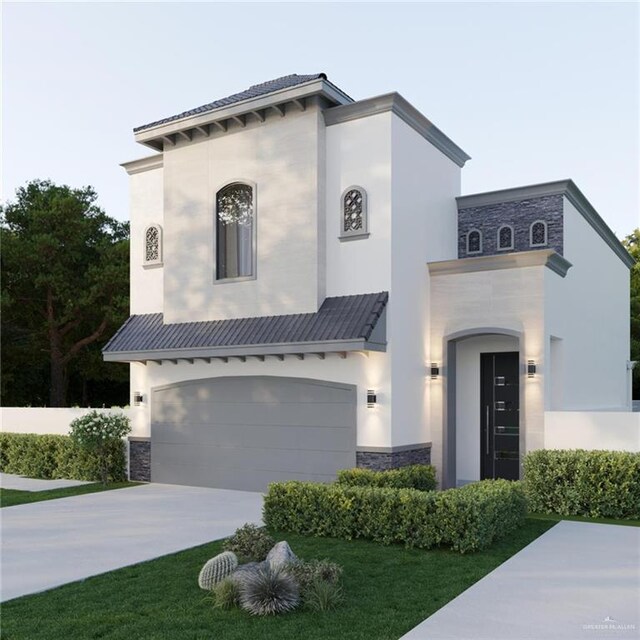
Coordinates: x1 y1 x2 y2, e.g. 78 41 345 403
0 518 554 640
0 482 139 508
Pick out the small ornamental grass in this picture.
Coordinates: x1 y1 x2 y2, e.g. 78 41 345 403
238 565 300 616
284 559 343 592
222 523 275 562
303 578 344 612
210 578 240 610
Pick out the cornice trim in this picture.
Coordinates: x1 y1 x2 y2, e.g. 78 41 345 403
121 154 164 175
324 93 471 168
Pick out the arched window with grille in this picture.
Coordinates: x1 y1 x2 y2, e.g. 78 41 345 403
530 220 548 247
466 229 482 255
216 182 255 280
497 225 514 251
144 224 163 267
340 186 369 240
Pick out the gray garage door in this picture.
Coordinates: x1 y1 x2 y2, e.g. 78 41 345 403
151 376 357 491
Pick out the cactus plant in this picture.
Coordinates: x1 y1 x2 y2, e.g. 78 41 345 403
198 551 238 590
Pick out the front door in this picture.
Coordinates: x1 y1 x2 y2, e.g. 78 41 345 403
480 352 520 480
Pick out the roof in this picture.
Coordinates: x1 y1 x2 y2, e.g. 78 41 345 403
103 292 388 362
134 73 345 133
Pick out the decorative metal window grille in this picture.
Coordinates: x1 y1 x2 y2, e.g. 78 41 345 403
498 226 513 250
531 221 547 246
467 230 482 254
145 225 161 263
343 189 364 233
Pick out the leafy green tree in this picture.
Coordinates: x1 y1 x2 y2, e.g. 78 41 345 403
622 229 639 398
1 180 129 407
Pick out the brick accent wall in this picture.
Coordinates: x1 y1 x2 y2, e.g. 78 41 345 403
457 194 563 258
129 438 151 482
356 444 431 471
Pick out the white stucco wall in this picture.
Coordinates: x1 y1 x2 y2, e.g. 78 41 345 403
545 411 640 451
544 198 630 410
455 334 519 484
128 160 164 315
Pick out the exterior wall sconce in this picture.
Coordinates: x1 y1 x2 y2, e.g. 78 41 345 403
133 392 144 406
366 389 377 408
430 363 440 379
527 360 537 378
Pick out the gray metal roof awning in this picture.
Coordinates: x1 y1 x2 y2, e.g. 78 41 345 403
103 292 388 363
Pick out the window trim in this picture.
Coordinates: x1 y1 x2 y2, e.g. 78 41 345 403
213 179 257 284
339 185 369 241
529 219 548 247
497 224 514 251
466 228 483 255
143 223 163 268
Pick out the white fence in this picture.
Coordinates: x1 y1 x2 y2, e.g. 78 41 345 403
544 411 640 452
0 407 147 438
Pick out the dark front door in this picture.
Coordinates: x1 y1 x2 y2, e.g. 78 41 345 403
480 352 520 480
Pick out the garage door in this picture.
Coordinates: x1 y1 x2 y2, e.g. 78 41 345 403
151 376 357 491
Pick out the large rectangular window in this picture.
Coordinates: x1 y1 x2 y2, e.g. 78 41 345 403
216 182 254 280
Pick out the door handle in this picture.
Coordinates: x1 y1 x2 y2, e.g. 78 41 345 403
485 405 490 455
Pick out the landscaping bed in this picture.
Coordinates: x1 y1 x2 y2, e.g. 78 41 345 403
0 482 139 508
0 520 554 640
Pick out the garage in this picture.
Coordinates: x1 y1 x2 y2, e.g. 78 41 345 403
151 376 357 491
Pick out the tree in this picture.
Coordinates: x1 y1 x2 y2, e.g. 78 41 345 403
622 229 640 399
1 180 129 407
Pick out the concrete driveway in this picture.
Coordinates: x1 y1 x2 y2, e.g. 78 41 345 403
0 483 263 602
401 521 640 640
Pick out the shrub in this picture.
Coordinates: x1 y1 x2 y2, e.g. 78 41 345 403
524 449 640 519
264 479 527 554
0 432 126 482
284 559 343 592
223 524 275 562
337 464 437 492
211 578 240 610
69 411 131 485
303 578 344 612
238 565 300 616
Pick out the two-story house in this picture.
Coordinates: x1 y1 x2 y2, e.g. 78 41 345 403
104 73 633 491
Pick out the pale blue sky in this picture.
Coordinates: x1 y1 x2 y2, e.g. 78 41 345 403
3 2 639 237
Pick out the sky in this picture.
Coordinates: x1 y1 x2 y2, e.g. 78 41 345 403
3 2 639 238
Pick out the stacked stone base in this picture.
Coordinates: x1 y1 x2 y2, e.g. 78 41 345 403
128 437 151 482
356 444 431 471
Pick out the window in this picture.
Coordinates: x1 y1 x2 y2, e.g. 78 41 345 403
530 220 548 247
497 225 514 251
216 182 255 280
466 229 482 255
340 186 369 240
144 224 163 267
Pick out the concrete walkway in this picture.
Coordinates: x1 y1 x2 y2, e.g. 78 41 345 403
0 472 93 492
401 521 640 640
1 483 263 602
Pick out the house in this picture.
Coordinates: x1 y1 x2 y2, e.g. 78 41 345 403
104 73 633 491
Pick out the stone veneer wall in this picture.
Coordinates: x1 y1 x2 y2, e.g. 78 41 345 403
129 438 151 482
457 194 563 258
356 445 431 470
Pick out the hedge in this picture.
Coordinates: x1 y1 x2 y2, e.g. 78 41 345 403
0 432 126 483
263 479 527 554
336 464 437 492
523 449 640 519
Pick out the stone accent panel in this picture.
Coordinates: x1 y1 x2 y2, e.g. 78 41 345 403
458 194 563 258
129 438 151 482
356 444 431 471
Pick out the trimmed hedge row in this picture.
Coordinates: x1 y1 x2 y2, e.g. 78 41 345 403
263 479 526 554
336 464 437 492
523 449 640 519
0 432 126 483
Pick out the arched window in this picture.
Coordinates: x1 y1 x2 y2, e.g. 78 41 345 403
216 182 255 280
497 225 514 251
144 224 163 266
530 220 548 247
340 186 369 240
466 229 482 255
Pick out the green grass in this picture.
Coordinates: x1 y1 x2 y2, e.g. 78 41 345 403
0 519 554 640
529 512 640 527
0 482 140 508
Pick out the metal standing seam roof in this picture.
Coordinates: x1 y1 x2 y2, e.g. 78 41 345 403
103 292 388 356
134 73 348 133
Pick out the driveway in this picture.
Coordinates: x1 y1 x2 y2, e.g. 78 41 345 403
401 521 640 640
1 483 263 602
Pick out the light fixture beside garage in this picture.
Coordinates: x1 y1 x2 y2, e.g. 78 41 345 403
430 363 440 379
133 391 144 406
527 360 537 378
367 389 377 408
